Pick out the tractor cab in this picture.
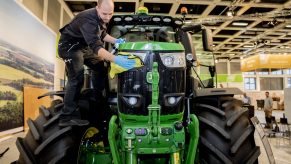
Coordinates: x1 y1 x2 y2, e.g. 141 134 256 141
106 7 210 117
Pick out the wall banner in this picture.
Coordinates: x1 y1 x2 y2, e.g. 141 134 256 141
241 54 291 72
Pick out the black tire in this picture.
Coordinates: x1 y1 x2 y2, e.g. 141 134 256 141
15 102 84 164
193 96 260 164
49 99 64 115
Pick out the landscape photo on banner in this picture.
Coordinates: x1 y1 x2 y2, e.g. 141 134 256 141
0 39 54 132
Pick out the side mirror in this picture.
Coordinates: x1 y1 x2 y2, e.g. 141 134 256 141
202 28 213 52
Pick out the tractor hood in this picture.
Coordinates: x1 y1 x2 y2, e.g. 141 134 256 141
118 42 184 51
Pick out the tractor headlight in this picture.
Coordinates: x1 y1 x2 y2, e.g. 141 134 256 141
160 53 186 68
167 97 176 105
121 94 142 108
164 56 174 66
128 97 138 105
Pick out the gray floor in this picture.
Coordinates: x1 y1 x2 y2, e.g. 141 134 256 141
255 110 291 164
0 110 290 164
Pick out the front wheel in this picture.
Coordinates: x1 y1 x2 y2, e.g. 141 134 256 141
193 96 260 164
15 101 84 164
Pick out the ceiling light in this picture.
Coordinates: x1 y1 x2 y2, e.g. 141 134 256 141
232 39 243 42
272 40 280 43
286 25 291 28
226 10 234 17
232 22 249 26
243 45 254 48
240 56 244 59
244 31 256 35
229 53 235 56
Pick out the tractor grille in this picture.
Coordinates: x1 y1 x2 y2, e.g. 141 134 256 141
118 51 185 115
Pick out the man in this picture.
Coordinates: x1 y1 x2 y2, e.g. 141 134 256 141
264 91 273 128
242 93 251 105
58 0 135 127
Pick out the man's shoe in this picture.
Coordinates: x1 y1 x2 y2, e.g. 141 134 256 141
59 119 89 127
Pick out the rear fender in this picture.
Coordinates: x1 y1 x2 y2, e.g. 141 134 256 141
194 88 243 98
37 91 65 99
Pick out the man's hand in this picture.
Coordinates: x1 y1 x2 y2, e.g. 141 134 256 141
115 38 126 44
114 56 136 70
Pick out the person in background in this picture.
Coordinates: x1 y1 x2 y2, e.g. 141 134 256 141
242 93 251 105
57 0 135 127
264 91 273 128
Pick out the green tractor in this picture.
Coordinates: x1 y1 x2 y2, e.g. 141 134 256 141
15 7 260 164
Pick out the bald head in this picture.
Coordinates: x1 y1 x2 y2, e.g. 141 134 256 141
98 0 114 7
97 0 114 23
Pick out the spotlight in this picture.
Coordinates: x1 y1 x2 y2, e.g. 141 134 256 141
227 10 234 17
226 10 233 17
266 18 278 27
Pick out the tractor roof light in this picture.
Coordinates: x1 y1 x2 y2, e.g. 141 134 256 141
163 17 172 23
152 16 161 22
124 16 133 21
174 19 183 25
113 17 122 22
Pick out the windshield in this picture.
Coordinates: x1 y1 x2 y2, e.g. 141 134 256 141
110 25 176 43
190 31 216 88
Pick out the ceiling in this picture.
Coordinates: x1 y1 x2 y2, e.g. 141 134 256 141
63 0 291 60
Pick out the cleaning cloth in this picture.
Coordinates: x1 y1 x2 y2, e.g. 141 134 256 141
109 52 144 78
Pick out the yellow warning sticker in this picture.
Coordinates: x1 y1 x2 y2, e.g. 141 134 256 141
174 152 180 164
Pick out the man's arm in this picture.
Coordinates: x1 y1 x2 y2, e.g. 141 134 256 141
97 47 136 70
103 34 116 44
97 48 115 62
